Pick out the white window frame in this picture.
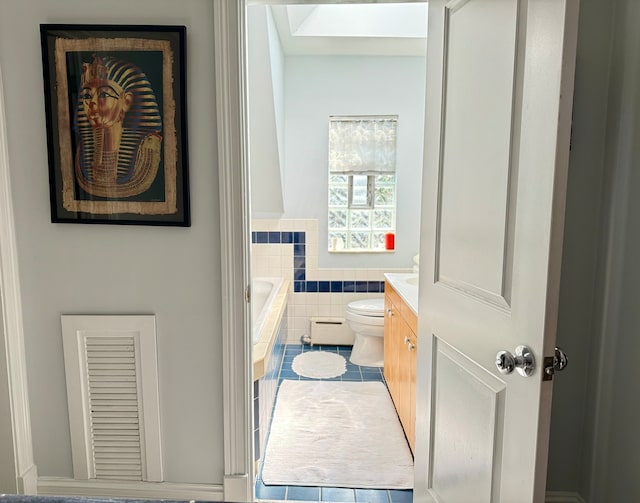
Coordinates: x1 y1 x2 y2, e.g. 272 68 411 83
327 115 398 252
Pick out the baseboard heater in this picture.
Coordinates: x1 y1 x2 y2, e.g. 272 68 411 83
310 317 354 346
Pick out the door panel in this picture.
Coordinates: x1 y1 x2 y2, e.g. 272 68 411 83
437 0 519 310
431 339 505 502
415 0 579 501
384 292 399 402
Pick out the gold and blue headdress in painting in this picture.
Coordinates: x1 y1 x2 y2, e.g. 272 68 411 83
74 54 163 199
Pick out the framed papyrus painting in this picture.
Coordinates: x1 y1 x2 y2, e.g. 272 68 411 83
40 24 190 226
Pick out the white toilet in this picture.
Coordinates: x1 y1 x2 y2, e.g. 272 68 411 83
346 298 385 367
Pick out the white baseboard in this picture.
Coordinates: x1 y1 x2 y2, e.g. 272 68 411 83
17 464 38 494
224 474 251 502
36 477 583 502
546 491 586 503
37 477 224 501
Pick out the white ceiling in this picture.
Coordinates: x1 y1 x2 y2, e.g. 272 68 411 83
269 3 428 57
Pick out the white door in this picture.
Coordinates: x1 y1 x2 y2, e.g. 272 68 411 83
413 0 579 501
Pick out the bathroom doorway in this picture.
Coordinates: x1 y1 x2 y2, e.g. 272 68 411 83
245 2 428 502
217 0 580 499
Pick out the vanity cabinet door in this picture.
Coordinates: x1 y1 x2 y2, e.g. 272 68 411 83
384 292 399 402
384 281 418 454
396 313 414 452
408 330 418 453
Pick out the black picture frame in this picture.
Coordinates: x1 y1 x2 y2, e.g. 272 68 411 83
40 24 190 226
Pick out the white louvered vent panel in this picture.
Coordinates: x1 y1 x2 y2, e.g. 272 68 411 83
85 336 143 481
62 315 163 482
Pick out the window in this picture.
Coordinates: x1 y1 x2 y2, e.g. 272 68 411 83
327 115 398 251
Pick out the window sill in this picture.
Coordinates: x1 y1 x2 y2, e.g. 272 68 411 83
328 249 396 254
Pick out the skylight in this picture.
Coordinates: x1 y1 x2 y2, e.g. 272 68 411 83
286 3 428 39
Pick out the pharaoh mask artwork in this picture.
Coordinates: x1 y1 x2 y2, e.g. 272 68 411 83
75 54 163 199
40 26 189 225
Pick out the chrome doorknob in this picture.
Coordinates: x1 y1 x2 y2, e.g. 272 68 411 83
553 346 568 371
495 351 515 374
543 347 568 380
495 345 535 377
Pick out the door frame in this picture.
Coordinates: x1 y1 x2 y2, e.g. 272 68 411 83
0 62 38 494
213 1 255 500
214 0 428 501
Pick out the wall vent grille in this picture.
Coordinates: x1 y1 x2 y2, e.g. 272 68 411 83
85 335 143 480
62 315 163 482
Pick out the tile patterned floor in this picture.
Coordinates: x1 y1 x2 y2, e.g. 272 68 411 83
256 344 413 503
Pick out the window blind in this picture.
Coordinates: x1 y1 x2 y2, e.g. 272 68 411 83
328 115 398 175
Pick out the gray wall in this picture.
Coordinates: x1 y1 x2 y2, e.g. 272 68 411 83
283 55 426 270
546 0 614 493
550 0 640 499
0 0 224 483
579 0 640 500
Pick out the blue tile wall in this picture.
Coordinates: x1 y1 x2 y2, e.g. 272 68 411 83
252 231 385 294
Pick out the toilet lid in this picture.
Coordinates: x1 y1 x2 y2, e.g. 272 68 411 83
347 298 385 317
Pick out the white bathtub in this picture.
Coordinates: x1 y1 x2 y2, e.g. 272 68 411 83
252 277 289 381
252 277 284 344
251 277 290 466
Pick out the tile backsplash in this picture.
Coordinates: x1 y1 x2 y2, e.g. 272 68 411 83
251 219 411 343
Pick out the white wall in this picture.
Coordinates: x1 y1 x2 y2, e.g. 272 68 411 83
0 0 224 484
248 5 285 217
266 7 287 195
283 55 426 269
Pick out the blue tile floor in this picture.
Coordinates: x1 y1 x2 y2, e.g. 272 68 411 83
256 344 413 503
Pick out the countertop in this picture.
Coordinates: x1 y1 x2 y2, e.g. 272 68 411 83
384 273 419 315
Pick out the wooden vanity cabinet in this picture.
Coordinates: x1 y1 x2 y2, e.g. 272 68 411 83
383 281 418 454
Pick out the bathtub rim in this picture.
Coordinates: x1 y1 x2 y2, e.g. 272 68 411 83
253 277 290 381
252 277 283 344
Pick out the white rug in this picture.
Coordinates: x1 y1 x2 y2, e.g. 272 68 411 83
291 351 346 379
261 380 414 489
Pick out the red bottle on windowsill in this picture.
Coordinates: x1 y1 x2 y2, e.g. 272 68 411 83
385 232 395 250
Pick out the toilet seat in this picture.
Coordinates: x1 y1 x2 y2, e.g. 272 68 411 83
346 298 385 317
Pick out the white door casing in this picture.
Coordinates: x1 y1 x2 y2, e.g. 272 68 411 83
214 1 255 501
413 0 579 502
0 63 37 494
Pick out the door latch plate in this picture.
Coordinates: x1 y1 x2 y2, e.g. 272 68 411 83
543 356 554 381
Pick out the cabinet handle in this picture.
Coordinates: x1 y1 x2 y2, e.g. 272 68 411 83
387 308 394 317
408 343 416 351
403 336 410 345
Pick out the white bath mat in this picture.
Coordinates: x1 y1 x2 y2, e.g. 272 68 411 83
261 380 413 489
291 351 346 379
